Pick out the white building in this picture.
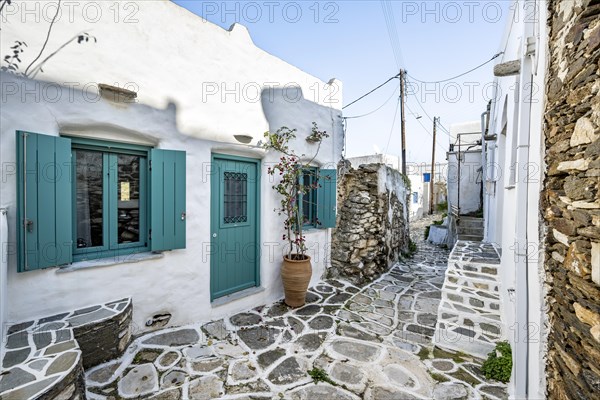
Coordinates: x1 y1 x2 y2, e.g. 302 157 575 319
443 1 550 398
447 121 483 217
0 0 343 348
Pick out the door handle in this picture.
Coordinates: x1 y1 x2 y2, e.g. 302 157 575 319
212 233 217 238
25 219 34 232
181 212 186 221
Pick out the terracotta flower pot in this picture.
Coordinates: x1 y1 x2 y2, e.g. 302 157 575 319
281 254 312 307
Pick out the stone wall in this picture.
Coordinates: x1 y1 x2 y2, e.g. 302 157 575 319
329 162 410 285
542 1 600 398
73 298 133 369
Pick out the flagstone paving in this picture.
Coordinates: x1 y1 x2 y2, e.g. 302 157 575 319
85 215 507 399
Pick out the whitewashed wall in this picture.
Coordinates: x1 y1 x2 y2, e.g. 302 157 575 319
0 209 7 363
0 0 342 141
483 1 548 398
0 0 343 333
447 150 482 215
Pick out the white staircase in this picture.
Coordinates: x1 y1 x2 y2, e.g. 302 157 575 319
434 241 503 359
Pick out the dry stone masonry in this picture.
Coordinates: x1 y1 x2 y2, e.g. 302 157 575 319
329 162 410 285
542 1 600 398
0 298 132 399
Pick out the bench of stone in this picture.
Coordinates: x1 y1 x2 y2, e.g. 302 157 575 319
0 298 132 399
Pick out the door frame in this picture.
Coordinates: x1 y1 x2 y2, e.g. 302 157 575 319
210 153 261 301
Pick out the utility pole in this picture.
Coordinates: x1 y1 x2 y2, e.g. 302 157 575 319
429 117 438 215
399 69 407 175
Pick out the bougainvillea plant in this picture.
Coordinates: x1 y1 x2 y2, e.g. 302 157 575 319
262 122 329 260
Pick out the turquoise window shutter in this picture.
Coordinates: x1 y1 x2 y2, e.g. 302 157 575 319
16 131 73 272
317 169 337 228
150 149 186 251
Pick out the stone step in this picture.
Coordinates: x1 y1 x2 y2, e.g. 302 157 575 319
434 319 500 359
457 218 484 228
457 226 484 235
440 290 501 314
457 234 484 241
443 269 500 297
445 274 501 295
449 242 501 265
436 310 503 337
448 261 499 277
1 298 132 399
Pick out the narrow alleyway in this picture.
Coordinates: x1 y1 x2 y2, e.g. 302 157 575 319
86 215 507 400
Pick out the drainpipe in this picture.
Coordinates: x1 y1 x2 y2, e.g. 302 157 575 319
0 207 7 365
481 103 491 239
513 1 537 396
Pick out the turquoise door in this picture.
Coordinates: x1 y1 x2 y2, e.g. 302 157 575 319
210 154 260 300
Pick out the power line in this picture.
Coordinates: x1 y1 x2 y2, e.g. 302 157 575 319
406 102 448 154
407 52 503 84
380 0 404 69
344 86 399 119
343 74 399 110
405 88 451 137
384 95 401 154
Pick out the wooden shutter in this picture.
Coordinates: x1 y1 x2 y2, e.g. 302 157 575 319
317 169 337 229
150 149 186 251
16 131 73 272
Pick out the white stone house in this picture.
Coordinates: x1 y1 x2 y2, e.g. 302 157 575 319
455 1 550 398
0 0 343 358
447 121 483 217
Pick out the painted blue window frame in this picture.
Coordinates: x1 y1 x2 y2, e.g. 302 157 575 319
298 167 319 229
69 137 150 262
412 192 419 204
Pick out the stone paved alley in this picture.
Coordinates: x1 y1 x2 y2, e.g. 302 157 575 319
85 216 507 400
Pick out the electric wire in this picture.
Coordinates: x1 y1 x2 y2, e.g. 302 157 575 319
405 87 451 137
407 52 503 84
384 95 401 154
380 0 404 69
342 74 399 110
406 102 448 154
344 86 399 119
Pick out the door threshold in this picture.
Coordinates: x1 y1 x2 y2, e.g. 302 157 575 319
211 286 265 308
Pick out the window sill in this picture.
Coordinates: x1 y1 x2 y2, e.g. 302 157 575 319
58 252 164 273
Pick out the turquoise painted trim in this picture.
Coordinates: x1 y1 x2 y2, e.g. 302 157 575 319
72 246 149 263
149 149 186 252
299 167 318 229
67 136 150 155
72 150 110 256
71 146 149 261
210 153 261 302
317 169 337 228
16 131 73 272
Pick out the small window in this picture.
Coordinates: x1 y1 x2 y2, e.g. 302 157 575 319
423 173 431 183
412 192 419 204
16 131 186 272
223 172 248 224
71 142 148 261
298 167 318 228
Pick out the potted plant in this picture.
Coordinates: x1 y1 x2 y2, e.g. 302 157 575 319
262 123 329 307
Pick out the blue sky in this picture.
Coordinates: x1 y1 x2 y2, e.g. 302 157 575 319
174 1 510 163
